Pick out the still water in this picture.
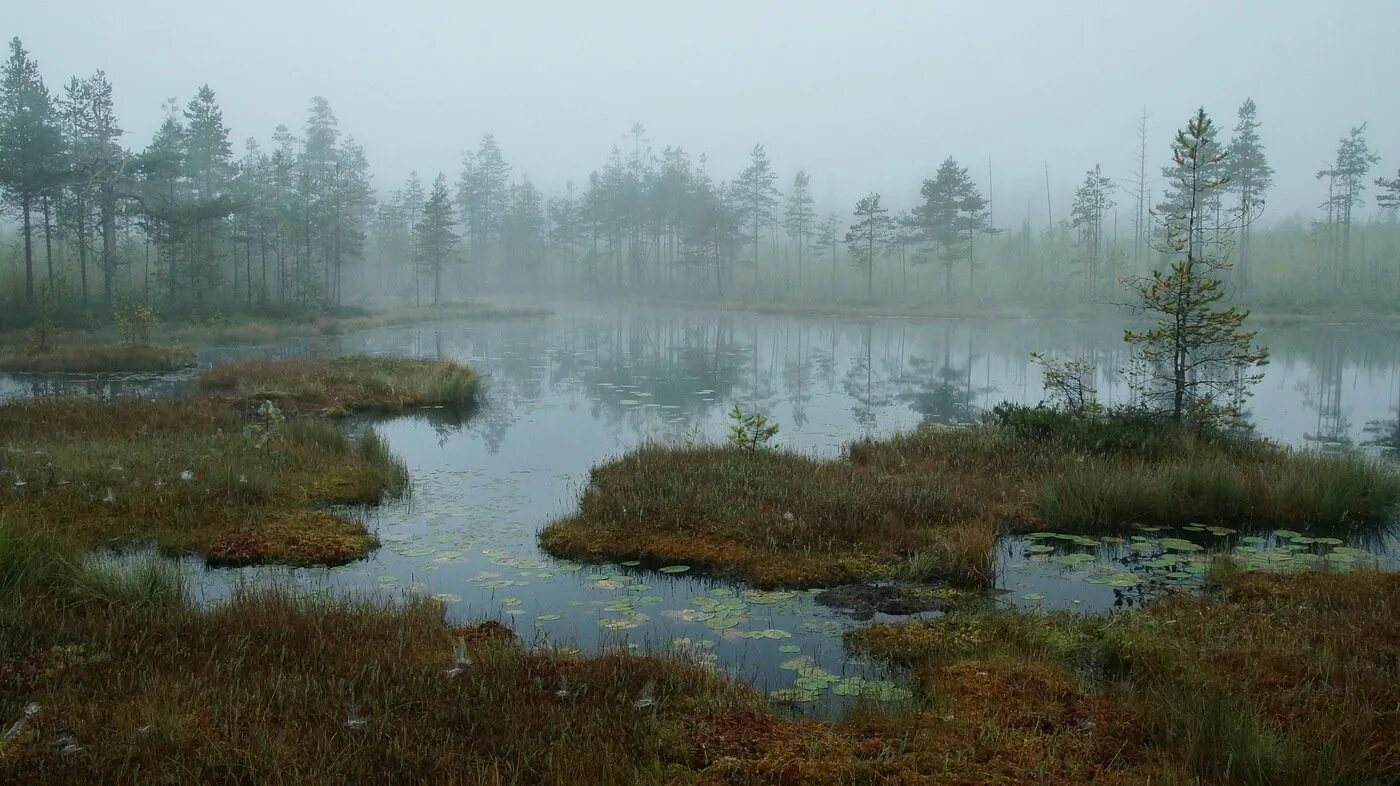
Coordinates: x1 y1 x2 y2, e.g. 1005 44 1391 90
4 303 1398 707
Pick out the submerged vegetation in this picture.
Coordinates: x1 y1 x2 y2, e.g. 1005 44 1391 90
0 396 406 566
543 405 1400 588
198 355 480 416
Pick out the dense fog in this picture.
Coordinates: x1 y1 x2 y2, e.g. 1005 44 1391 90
2 0 1399 313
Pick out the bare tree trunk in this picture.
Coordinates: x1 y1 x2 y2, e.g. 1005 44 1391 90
42 195 55 295
77 198 89 308
101 183 116 308
22 197 34 305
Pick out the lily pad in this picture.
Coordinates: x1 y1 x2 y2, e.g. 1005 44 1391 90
1159 538 1203 552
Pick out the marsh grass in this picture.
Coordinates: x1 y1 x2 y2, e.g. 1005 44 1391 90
0 396 406 565
0 343 195 373
543 408 1399 588
199 355 480 416
850 570 1400 785
1036 447 1399 532
1101 571 1400 784
0 527 1391 782
0 529 1193 785
0 532 764 784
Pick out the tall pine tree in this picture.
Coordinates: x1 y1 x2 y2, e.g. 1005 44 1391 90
0 38 63 305
415 173 458 306
1225 98 1272 291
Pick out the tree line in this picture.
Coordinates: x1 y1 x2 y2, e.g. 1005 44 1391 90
3 36 1399 326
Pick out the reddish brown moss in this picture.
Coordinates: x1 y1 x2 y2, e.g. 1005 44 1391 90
201 510 379 566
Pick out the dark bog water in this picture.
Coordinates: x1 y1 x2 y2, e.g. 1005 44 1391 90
4 303 1399 710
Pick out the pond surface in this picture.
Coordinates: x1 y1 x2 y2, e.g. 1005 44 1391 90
4 302 1399 710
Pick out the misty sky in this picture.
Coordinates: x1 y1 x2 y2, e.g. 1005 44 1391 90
10 0 1399 228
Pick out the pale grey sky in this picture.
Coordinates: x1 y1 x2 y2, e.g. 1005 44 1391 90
10 0 1399 226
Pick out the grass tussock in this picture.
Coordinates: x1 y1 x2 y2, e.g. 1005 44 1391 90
0 343 195 373
541 443 975 588
0 396 405 565
849 569 1400 785
199 355 479 416
542 407 1399 588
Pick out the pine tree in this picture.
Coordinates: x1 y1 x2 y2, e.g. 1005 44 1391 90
1122 108 1268 426
330 136 373 305
1069 164 1115 294
0 38 63 306
683 167 741 297
502 176 545 283
1224 99 1272 291
814 213 841 292
415 173 458 306
299 96 340 302
914 157 986 295
183 85 234 303
734 144 779 279
845 193 892 304
547 181 581 271
401 171 425 304
782 169 816 290
137 100 189 307
457 135 510 259
1378 170 1400 210
1317 124 1378 289
67 72 126 308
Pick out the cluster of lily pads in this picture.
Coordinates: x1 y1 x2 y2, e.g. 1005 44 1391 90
1014 522 1386 601
770 655 913 704
1232 530 1376 571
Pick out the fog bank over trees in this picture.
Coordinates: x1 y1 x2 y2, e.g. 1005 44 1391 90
3 1 1399 316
